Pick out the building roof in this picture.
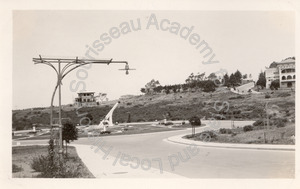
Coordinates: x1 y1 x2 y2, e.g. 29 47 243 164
277 58 295 64
77 91 95 94
269 58 295 68
269 62 278 68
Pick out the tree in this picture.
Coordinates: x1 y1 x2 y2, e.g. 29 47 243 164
153 85 163 93
242 74 248 79
189 116 201 126
270 79 280 90
140 88 146 94
62 122 78 154
223 73 230 87
208 73 217 80
202 80 216 92
86 113 93 122
195 72 205 81
165 88 170 94
234 70 242 84
257 71 266 89
145 79 161 94
229 73 237 86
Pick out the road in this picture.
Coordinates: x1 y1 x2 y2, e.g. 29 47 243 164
13 121 295 178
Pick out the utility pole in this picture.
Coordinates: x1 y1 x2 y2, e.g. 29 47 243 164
33 56 132 158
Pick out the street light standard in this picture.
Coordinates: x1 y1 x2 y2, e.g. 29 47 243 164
33 55 131 156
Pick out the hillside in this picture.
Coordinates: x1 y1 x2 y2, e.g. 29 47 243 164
12 88 295 130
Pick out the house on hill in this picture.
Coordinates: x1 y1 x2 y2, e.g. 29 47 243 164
265 58 295 89
74 91 97 107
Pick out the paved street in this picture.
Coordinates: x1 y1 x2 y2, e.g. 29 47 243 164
13 121 295 178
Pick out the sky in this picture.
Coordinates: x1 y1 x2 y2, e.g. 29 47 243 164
13 11 295 110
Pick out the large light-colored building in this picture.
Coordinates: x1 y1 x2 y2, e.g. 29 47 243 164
265 58 295 89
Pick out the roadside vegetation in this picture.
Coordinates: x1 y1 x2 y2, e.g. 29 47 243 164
184 120 295 145
12 143 94 178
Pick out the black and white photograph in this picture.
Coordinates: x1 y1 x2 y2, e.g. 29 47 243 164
1 1 299 189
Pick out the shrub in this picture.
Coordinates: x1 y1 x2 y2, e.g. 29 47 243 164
270 79 280 90
185 134 194 139
136 119 146 122
233 110 241 115
229 96 244 100
277 93 291 97
31 155 49 172
100 131 111 134
31 152 82 178
272 118 286 128
231 132 237 137
253 119 264 126
202 80 216 92
243 125 253 132
199 130 218 139
164 122 174 126
189 116 201 126
12 164 23 173
265 94 271 99
219 128 233 134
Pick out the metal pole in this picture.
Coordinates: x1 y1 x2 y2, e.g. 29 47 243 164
266 102 269 130
50 84 58 140
58 60 63 155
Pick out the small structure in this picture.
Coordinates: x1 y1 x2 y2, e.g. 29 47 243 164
74 91 97 107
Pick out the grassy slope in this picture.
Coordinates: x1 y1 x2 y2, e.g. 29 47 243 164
13 89 295 130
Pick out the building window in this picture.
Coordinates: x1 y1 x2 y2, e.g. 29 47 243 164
282 76 286 80
293 75 295 79
287 82 292 88
287 75 292 80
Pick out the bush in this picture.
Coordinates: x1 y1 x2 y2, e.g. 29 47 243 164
277 92 291 97
31 155 49 172
30 139 83 178
219 128 233 134
265 94 271 99
253 119 264 126
233 110 241 115
100 131 111 134
202 80 216 92
12 164 23 173
189 116 201 126
271 118 287 128
185 134 194 139
229 96 244 100
199 130 218 139
243 125 253 132
31 153 83 178
270 79 280 90
164 122 174 126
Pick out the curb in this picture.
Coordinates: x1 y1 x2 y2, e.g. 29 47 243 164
166 134 295 151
